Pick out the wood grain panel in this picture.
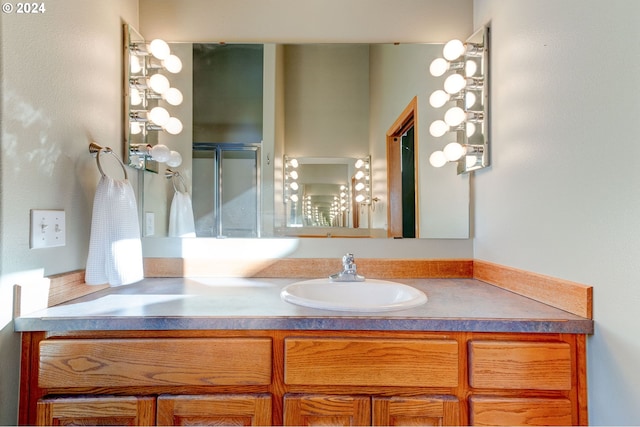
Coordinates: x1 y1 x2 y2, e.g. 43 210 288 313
36 396 155 426
473 260 593 318
284 394 371 426
39 338 272 388
285 338 458 387
157 394 272 426
372 396 460 426
469 341 572 390
469 396 573 426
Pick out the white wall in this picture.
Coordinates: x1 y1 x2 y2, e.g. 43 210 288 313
473 0 640 424
0 1 138 423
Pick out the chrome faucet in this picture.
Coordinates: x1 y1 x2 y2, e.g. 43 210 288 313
329 253 365 282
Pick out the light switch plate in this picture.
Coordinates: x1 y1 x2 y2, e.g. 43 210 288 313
30 210 66 248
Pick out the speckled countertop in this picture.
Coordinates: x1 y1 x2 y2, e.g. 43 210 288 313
14 277 593 334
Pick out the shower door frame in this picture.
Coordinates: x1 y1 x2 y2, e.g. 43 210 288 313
193 142 262 238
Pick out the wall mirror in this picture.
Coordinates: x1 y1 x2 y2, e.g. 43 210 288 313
139 42 470 239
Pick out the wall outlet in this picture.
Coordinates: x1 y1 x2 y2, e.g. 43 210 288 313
30 210 66 249
145 212 155 236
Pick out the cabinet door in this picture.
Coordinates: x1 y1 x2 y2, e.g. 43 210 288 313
469 396 573 426
284 394 370 426
36 396 155 426
373 396 460 426
157 394 272 426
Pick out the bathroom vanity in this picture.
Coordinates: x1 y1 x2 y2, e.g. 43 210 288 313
16 277 593 426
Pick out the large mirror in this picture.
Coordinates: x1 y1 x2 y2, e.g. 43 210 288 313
141 42 470 239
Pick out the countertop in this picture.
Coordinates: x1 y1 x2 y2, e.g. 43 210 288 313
14 277 594 334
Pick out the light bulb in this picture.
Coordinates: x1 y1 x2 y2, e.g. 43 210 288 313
130 55 142 73
289 158 299 168
443 39 465 61
429 120 449 137
443 142 466 161
290 170 298 180
354 170 365 180
148 73 170 94
355 159 364 168
355 182 365 191
149 39 170 60
148 106 170 126
429 90 450 108
429 58 449 77
166 150 183 167
355 194 365 203
444 106 466 127
466 155 478 168
130 122 142 135
162 54 183 73
444 73 467 94
290 194 299 202
130 88 143 106
465 60 478 77
164 117 183 135
150 144 171 162
290 182 299 191
466 122 477 137
465 92 477 109
429 151 448 168
162 87 183 106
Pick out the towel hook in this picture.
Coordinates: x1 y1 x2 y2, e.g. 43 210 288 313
89 142 128 180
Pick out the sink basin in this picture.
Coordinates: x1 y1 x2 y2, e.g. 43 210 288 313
280 279 427 312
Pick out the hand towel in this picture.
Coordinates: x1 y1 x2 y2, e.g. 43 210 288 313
169 190 196 237
85 175 144 286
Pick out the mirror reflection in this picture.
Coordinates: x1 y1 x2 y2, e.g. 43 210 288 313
141 42 470 239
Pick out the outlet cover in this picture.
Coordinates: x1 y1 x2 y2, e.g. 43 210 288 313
30 210 66 249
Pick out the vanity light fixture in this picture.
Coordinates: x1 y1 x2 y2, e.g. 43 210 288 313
428 24 490 174
283 156 300 202
124 24 184 171
353 156 372 204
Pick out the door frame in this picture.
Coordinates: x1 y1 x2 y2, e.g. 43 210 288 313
386 97 419 238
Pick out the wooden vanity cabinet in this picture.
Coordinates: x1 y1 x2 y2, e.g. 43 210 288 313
19 330 587 426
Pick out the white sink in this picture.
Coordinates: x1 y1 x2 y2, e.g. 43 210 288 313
280 278 427 312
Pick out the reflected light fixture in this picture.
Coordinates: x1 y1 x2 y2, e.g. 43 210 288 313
427 24 490 174
125 24 184 171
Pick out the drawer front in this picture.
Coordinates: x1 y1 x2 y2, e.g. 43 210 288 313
468 341 572 390
469 396 573 426
285 338 458 387
39 338 272 388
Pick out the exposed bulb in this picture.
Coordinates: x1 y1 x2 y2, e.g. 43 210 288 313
289 170 298 180
465 92 477 109
429 90 450 108
290 182 299 191
130 55 142 73
355 182 365 191
429 58 449 77
166 150 183 167
164 117 183 135
429 120 449 137
130 88 143 106
443 142 466 161
150 144 171 162
465 60 478 77
354 170 365 180
290 194 299 202
429 151 447 168
355 194 365 203
130 122 142 135
289 158 299 168
162 54 183 73
444 106 467 127
443 39 465 61
149 39 171 60
355 159 365 168
148 106 170 126
149 73 170 94
466 122 477 137
162 87 183 106
466 155 479 168
444 73 467 94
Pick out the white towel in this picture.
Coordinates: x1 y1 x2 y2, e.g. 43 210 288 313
85 175 144 286
169 190 196 237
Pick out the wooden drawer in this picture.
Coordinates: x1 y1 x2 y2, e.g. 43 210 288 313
469 396 573 426
284 338 458 387
39 338 272 388
468 341 572 390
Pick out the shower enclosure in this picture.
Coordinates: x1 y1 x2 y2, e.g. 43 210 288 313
192 143 261 238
